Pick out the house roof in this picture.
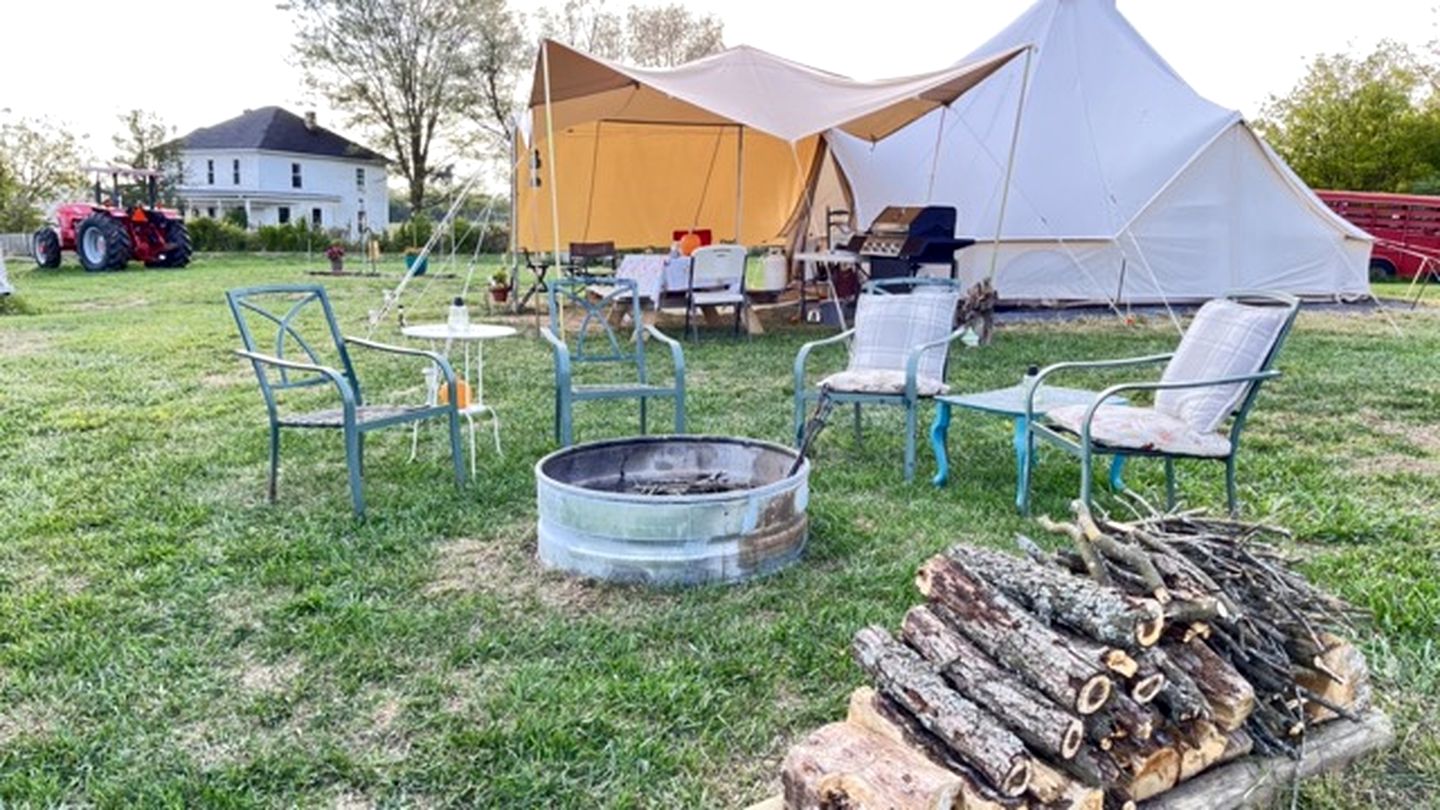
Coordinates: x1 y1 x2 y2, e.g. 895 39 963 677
177 107 388 163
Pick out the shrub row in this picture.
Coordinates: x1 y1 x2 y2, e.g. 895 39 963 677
186 216 509 255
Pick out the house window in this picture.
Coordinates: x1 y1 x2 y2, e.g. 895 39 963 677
291 163 303 189
311 208 323 227
232 159 240 185
206 207 216 219
278 206 291 224
357 209 368 234
206 159 214 185
355 167 365 191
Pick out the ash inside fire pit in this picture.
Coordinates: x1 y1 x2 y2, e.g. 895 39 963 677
535 436 809 586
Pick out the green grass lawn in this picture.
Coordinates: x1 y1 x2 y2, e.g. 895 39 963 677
1 255 1437 807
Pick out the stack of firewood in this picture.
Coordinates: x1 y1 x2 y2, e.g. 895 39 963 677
777 502 1375 810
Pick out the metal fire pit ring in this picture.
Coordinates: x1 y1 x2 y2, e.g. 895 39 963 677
535 435 810 586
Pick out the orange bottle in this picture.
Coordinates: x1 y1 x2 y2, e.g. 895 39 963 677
438 379 471 409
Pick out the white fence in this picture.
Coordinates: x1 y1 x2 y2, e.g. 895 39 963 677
0 233 32 258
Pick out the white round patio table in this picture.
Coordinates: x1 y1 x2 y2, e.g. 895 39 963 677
401 322 517 476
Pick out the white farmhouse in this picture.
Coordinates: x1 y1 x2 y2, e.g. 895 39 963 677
176 107 389 235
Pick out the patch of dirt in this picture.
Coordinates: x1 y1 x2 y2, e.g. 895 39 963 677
425 527 641 615
200 368 254 388
332 792 376 810
1348 454 1440 478
208 588 283 636
175 718 242 769
71 296 149 312
0 701 57 747
346 689 410 764
0 329 52 358
236 654 302 693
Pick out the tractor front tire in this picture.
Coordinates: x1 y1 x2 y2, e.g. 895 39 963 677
147 219 192 268
76 214 132 271
32 228 61 268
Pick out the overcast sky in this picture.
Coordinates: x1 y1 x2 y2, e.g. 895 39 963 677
2 0 1433 171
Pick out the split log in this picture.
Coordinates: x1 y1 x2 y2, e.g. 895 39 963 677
1106 736 1180 801
1163 641 1254 732
845 688 1023 810
1217 728 1253 765
1145 709 1394 810
852 626 1033 796
942 544 1165 649
1174 720 1229 782
902 605 1085 761
1295 633 1371 723
916 556 1113 716
1027 759 1103 810
781 722 964 810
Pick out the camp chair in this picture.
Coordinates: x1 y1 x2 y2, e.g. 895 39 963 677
662 244 749 340
1023 291 1300 515
567 241 617 275
516 249 556 313
793 277 965 482
226 284 465 518
541 276 686 447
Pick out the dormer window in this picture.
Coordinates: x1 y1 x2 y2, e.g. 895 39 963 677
291 163 303 189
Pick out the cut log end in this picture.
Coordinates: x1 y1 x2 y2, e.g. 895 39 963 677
1078 675 1113 715
1136 614 1165 647
1131 672 1166 705
1105 649 1140 679
1062 720 1085 760
1001 758 1033 797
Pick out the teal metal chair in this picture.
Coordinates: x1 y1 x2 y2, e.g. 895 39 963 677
793 277 965 482
226 284 465 518
1023 290 1301 515
541 276 686 446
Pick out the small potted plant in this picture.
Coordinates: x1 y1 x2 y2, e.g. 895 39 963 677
325 243 345 273
404 247 428 276
489 269 510 303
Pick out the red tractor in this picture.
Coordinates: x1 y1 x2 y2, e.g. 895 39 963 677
32 167 192 271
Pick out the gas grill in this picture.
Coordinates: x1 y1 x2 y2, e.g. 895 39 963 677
846 205 974 280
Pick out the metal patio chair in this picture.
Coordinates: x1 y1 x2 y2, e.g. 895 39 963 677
1023 290 1300 515
793 277 965 482
226 284 465 518
542 276 686 447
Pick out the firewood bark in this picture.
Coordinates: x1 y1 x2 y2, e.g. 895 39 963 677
852 626 1033 796
1140 648 1209 723
1164 640 1255 732
902 605 1085 761
781 722 964 810
942 544 1165 649
1063 630 1140 679
1218 728 1254 765
844 688 1024 810
1092 690 1158 743
916 556 1113 716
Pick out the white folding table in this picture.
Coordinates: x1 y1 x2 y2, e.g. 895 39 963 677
401 322 517 476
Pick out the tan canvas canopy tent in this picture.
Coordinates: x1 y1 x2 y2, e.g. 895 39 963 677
514 39 1029 255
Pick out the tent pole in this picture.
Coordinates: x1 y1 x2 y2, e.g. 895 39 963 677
986 46 1035 284
925 110 947 203
735 125 745 243
542 39 564 331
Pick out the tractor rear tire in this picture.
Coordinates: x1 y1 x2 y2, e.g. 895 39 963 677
146 219 192 268
32 228 61 268
76 213 132 271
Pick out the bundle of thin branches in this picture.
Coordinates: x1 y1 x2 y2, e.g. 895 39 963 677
1030 495 1366 758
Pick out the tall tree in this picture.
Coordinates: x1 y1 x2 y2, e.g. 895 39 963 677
0 116 86 232
1256 42 1440 192
537 0 724 67
291 0 526 215
112 109 183 205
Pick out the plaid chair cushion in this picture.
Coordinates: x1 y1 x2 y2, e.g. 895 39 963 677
820 369 950 396
848 289 959 385
1156 299 1290 434
1048 404 1232 457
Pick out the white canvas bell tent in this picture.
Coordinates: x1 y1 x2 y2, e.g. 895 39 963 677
827 0 1372 305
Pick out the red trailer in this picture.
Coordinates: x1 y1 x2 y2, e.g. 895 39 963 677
1316 190 1440 281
